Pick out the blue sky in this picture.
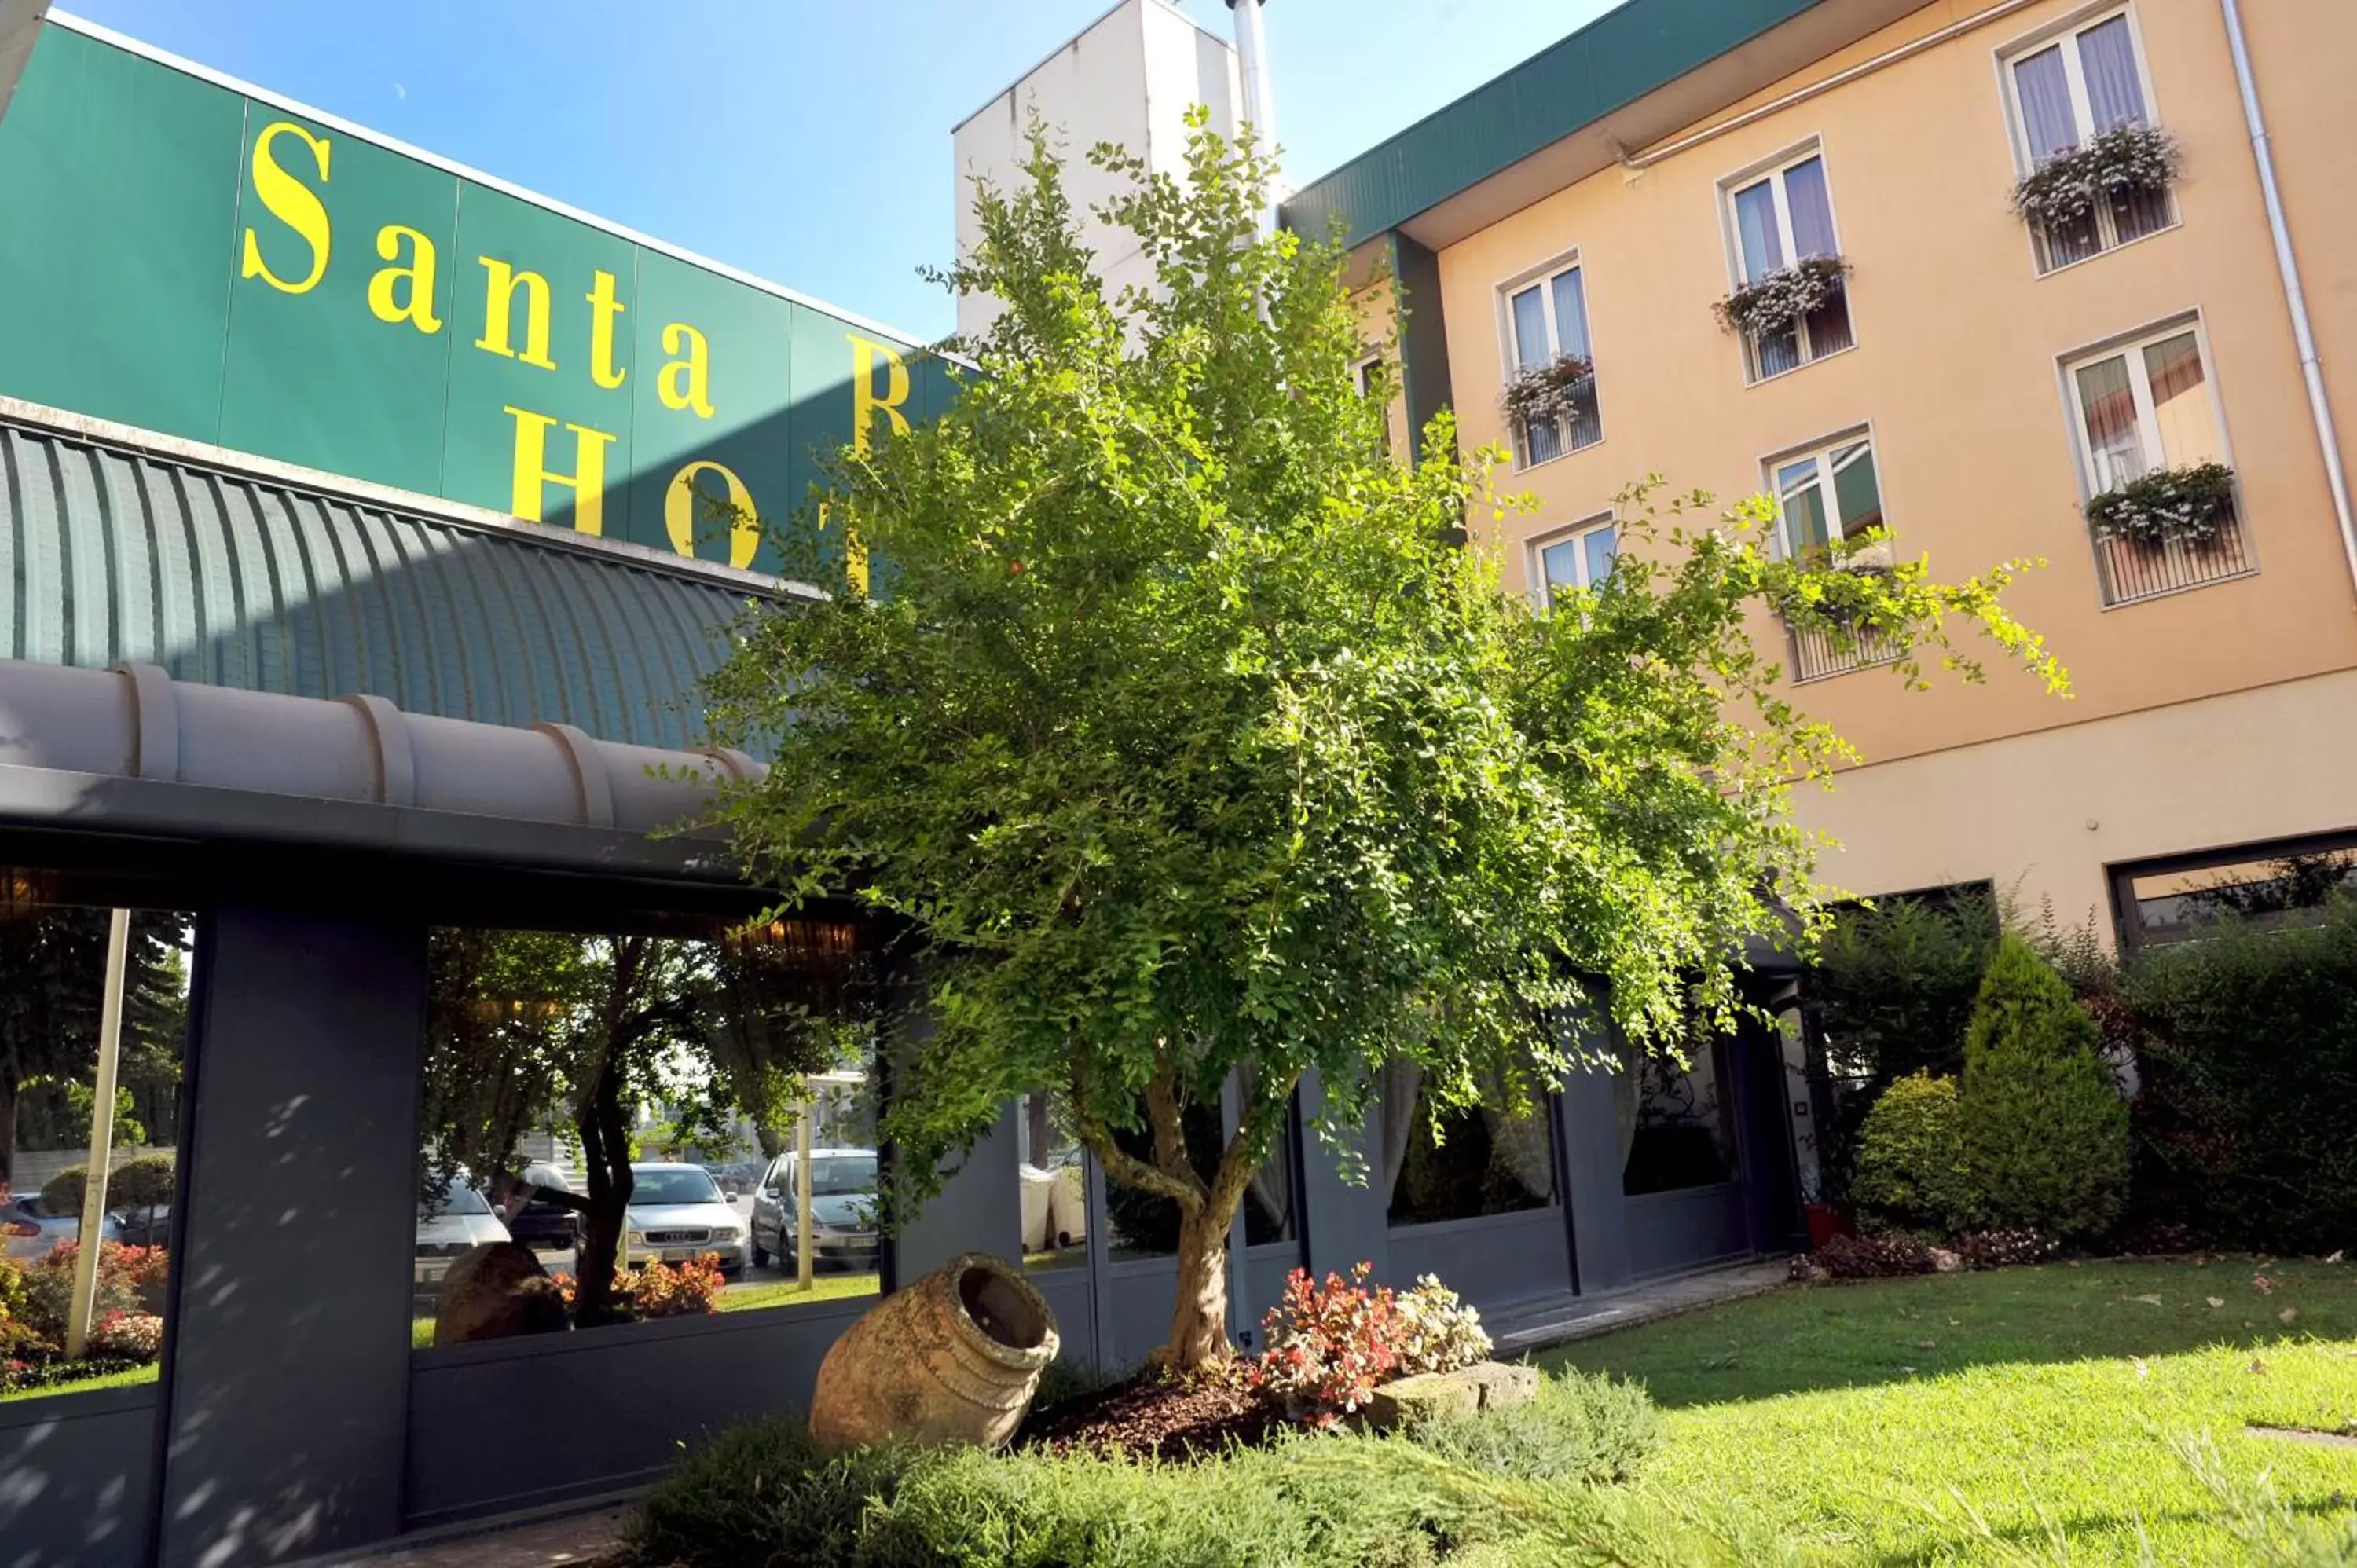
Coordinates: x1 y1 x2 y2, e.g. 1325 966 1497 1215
57 0 1618 341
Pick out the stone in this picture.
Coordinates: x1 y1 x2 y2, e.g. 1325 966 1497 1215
809 1251 1060 1453
433 1240 568 1346
1364 1360 1540 1429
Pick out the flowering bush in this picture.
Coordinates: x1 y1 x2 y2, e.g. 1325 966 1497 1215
1391 1273 1490 1377
2012 123 2176 231
86 1310 165 1362
1953 1228 2061 1271
1255 1263 1399 1426
1716 255 1848 339
1498 353 1595 437
550 1255 724 1322
0 1252 26 1324
18 1247 143 1343
2084 462 2237 548
632 1255 727 1319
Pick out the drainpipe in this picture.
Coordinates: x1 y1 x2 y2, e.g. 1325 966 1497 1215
1228 0 1277 230
2218 0 2357 604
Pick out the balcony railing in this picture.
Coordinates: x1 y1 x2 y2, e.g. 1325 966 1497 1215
1787 616 1901 684
2092 512 2253 606
1513 373 1603 467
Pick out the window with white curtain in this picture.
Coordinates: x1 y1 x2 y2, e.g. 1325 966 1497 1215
1501 259 1602 467
1721 145 1853 382
2003 7 2173 272
2064 321 2250 604
1530 515 1618 607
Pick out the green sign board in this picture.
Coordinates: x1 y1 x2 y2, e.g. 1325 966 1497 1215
0 19 949 579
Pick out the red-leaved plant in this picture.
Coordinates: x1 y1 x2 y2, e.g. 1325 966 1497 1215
551 1254 725 1321
1253 1262 1400 1426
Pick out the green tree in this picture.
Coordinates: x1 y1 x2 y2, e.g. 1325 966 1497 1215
702 122 2065 1368
1958 936 2130 1238
0 907 186 1189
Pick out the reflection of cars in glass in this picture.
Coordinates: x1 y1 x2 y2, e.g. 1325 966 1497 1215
4 1193 123 1262
750 1149 878 1272
497 1163 584 1255
624 1163 745 1274
415 1178 510 1290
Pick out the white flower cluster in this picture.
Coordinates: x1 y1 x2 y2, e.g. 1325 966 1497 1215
2012 123 2177 230
1715 255 1848 340
1391 1273 1492 1376
1498 354 1596 434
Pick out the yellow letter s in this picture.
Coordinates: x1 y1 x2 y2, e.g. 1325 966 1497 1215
240 121 332 295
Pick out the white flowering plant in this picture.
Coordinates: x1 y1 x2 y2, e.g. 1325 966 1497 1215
2084 461 2236 547
2012 123 2177 232
1391 1273 1492 1376
1498 354 1595 438
1715 255 1849 340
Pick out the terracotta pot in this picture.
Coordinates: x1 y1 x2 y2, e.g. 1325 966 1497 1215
808 1251 1059 1453
1804 1202 1854 1252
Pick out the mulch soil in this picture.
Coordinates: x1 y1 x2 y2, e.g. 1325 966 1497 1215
1021 1372 1290 1461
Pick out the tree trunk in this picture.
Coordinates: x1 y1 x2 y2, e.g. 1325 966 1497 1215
1165 1203 1233 1369
572 1063 635 1325
0 1075 16 1190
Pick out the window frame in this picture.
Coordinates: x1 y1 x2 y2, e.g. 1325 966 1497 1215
1761 424 1901 683
2109 829 2357 951
1715 136 1855 384
1994 2 2176 275
2057 310 2256 606
1527 511 1619 609
1493 249 1604 470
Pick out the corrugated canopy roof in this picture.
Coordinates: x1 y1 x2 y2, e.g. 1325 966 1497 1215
0 413 768 749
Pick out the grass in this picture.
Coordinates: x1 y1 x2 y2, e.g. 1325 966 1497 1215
1541 1257 2357 1563
409 1268 882 1347
0 1361 159 1403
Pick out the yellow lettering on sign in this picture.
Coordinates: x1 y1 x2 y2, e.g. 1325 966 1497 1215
503 405 615 536
816 498 870 599
848 333 911 457
658 323 714 419
367 224 442 334
240 121 332 295
476 258 557 369
665 460 758 571
586 269 628 390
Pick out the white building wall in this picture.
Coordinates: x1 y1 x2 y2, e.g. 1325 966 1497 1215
951 0 1241 341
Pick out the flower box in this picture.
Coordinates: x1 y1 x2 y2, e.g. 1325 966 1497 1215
1499 354 1595 435
1715 255 1849 341
2084 461 2236 548
2012 123 2177 233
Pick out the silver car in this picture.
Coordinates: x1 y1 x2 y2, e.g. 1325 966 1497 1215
624 1163 746 1274
5 1192 123 1262
415 1179 511 1291
750 1148 879 1273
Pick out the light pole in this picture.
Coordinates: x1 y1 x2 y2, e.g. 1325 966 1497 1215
1228 0 1278 232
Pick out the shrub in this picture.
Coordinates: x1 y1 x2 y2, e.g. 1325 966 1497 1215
39 1166 88 1219
631 1255 725 1319
1255 1265 1400 1426
112 1153 176 1212
1952 1228 2061 1271
1849 1072 1980 1232
0 1253 26 1324
16 1246 145 1343
86 1309 164 1362
1958 936 2130 1240
1390 1275 1490 1378
1816 1231 1937 1279
2122 896 2357 1255
1813 888 2001 1085
1397 1366 1656 1486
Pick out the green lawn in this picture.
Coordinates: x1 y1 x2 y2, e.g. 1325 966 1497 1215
0 1361 159 1403
1541 1257 2357 1563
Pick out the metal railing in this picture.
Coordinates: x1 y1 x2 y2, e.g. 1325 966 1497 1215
1787 616 1901 683
2092 513 2253 606
1514 373 1604 467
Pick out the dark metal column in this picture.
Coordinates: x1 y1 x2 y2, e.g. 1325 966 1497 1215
154 907 427 1568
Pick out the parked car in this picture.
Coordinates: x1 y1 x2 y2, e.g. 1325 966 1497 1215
112 1203 172 1249
497 1163 584 1255
623 1163 746 1274
415 1178 511 1291
750 1148 879 1273
3 1193 122 1262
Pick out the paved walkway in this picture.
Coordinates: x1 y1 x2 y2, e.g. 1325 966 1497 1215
1486 1257 1794 1356
323 1505 627 1567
